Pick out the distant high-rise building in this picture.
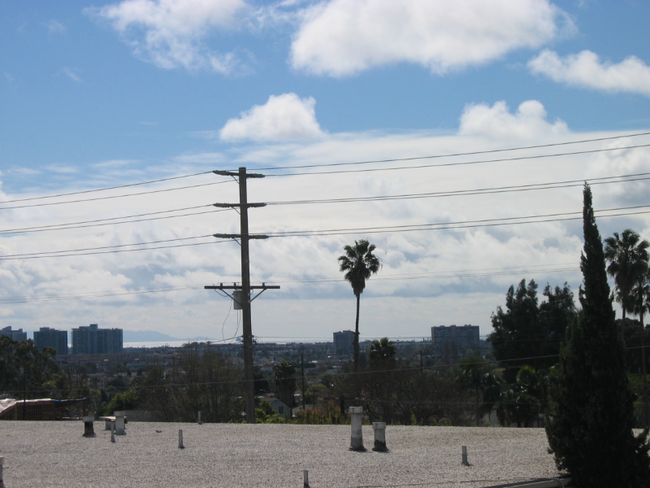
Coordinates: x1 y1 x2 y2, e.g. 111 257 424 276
431 325 480 362
0 326 27 342
33 327 68 355
71 324 123 355
333 330 355 355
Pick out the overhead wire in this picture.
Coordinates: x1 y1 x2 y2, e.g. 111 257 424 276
0 261 580 304
258 142 650 177
1 203 649 261
0 205 228 236
264 171 650 206
252 130 650 173
262 204 650 238
0 170 215 205
0 179 232 211
2 131 649 210
0 234 225 261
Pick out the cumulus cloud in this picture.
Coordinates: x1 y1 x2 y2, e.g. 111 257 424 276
220 93 325 142
290 0 572 77
459 100 569 139
528 50 650 97
89 0 247 73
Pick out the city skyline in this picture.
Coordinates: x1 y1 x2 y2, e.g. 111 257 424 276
1 1 650 341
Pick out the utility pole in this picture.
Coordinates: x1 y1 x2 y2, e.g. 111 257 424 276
301 353 306 410
205 167 279 424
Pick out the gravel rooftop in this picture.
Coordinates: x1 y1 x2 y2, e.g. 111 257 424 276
0 421 564 488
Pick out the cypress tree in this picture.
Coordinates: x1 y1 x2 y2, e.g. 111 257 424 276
546 184 650 487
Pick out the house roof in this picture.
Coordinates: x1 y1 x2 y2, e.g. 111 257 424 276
0 398 86 420
0 421 564 487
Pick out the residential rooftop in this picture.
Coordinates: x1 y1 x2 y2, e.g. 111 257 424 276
0 421 562 487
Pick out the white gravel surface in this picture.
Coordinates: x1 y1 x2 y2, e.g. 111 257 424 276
0 421 564 488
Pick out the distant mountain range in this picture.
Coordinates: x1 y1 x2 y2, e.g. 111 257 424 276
123 330 182 342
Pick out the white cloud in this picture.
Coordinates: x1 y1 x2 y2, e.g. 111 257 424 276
528 50 650 97
5 102 650 339
290 0 572 77
89 0 247 73
45 164 78 174
62 67 82 83
91 159 140 169
46 20 67 34
220 93 325 142
459 100 569 140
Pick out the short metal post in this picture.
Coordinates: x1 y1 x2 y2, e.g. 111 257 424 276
303 469 309 488
372 422 388 452
83 415 96 437
0 456 5 488
462 446 470 466
198 411 202 425
111 423 116 443
349 406 366 451
179 429 185 449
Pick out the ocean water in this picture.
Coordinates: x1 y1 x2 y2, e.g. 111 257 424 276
123 340 198 349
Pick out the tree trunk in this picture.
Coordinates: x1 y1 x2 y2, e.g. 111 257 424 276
354 293 361 372
641 312 648 427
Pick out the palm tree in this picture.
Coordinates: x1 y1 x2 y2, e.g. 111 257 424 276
367 337 397 370
338 240 382 371
272 360 297 411
604 229 650 321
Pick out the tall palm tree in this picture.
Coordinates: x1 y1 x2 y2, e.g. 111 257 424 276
338 240 382 371
604 229 650 321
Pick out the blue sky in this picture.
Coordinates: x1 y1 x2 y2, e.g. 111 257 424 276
2 0 650 343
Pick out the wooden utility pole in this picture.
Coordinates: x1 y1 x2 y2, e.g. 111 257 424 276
206 167 279 424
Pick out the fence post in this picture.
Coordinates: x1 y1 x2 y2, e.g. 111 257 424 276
303 469 310 488
179 429 185 449
349 406 366 451
111 423 116 443
198 411 202 425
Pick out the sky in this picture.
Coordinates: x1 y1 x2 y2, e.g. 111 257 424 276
2 0 650 345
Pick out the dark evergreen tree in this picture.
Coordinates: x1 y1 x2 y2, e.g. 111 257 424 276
489 279 575 383
546 184 650 488
272 360 297 409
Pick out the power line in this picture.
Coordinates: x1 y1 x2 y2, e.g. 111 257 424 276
0 261 580 304
264 172 650 207
3 171 647 237
253 130 650 173
262 204 650 238
0 205 225 236
2 204 648 261
0 180 232 211
0 171 215 205
266 142 650 177
0 284 207 304
3 131 648 210
0 234 223 261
